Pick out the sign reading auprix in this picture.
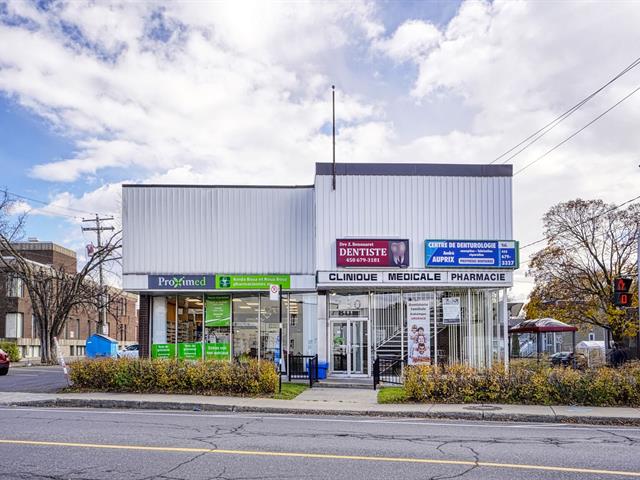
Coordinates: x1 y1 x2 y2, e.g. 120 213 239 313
148 275 215 290
336 239 410 267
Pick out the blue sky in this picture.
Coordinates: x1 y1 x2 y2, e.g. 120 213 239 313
1 0 639 298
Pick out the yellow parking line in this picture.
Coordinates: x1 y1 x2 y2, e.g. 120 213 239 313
0 438 638 477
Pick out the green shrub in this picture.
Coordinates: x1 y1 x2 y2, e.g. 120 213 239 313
69 358 278 396
0 341 21 362
378 386 408 404
402 362 640 407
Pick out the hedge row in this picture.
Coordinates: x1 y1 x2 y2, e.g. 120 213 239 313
0 342 20 362
404 363 640 407
69 358 278 396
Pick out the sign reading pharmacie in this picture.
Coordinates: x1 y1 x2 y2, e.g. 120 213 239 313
317 270 513 287
425 240 519 269
148 274 216 290
336 238 410 268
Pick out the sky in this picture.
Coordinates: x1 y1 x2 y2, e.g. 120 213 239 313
0 0 639 299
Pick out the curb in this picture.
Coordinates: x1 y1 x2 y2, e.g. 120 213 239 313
6 398 640 426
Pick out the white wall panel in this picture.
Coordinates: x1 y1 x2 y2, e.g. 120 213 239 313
123 186 314 275
315 174 512 270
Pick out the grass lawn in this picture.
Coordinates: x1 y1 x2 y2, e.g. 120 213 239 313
273 382 308 400
377 386 408 404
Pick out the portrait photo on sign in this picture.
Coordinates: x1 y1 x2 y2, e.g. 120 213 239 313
389 240 409 267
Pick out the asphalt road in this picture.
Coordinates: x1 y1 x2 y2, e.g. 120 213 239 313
0 366 68 393
0 407 639 480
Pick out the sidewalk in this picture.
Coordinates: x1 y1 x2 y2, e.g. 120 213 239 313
2 387 640 425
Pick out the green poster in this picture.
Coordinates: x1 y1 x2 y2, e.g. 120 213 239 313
206 296 231 327
215 274 291 290
178 342 202 360
205 342 230 360
152 343 176 358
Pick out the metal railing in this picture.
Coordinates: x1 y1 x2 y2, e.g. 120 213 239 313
288 354 319 387
372 356 404 390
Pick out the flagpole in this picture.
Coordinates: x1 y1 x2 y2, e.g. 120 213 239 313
332 85 336 191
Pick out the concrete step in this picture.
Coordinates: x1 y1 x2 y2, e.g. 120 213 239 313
316 379 373 390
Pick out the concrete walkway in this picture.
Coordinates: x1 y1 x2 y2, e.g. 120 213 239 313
1 388 640 425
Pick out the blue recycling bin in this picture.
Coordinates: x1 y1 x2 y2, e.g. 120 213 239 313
317 361 328 379
86 334 118 358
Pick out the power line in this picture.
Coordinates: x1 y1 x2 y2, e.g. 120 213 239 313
519 193 640 252
3 189 115 219
513 84 640 176
489 55 640 165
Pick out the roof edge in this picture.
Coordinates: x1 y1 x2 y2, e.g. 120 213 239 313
315 162 512 177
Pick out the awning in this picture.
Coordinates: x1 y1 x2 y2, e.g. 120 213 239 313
509 318 578 334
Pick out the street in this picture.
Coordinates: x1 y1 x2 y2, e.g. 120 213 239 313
0 366 67 393
0 407 639 479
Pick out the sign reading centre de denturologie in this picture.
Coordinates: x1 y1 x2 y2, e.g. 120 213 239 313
317 270 513 287
336 239 410 267
215 274 291 290
425 240 519 269
148 275 216 290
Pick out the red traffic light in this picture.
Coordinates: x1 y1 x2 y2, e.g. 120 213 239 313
613 277 632 292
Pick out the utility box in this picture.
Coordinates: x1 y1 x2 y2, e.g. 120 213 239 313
85 334 118 358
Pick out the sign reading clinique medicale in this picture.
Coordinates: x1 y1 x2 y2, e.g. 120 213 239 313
336 239 410 267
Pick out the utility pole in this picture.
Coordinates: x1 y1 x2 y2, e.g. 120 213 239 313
82 214 114 335
332 85 336 191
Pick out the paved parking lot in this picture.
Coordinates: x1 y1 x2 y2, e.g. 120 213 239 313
0 365 68 393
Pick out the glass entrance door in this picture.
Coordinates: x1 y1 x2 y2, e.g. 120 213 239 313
330 318 368 375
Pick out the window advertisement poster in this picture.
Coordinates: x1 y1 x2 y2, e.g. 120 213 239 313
442 297 461 325
151 343 176 358
205 342 230 360
336 239 410 267
407 301 431 365
178 342 202 360
205 296 231 327
425 240 519 269
216 274 291 290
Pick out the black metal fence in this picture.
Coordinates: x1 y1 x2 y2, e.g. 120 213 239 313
373 356 404 390
288 354 319 387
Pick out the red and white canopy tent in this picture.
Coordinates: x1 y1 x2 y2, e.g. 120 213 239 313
509 318 578 362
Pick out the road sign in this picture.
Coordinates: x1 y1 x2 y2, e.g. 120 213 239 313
269 284 280 301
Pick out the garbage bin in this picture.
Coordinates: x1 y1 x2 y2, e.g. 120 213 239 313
317 361 328 379
86 334 118 358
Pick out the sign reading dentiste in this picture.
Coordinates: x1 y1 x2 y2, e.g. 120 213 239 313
215 274 291 290
148 275 216 290
336 239 410 267
425 240 519 269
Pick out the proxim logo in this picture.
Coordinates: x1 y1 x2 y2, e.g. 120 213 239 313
148 275 214 290
157 276 207 288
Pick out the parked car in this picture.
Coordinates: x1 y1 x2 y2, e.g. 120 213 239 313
0 349 10 375
550 351 574 367
117 344 139 359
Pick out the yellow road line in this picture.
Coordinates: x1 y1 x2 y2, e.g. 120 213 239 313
0 438 638 477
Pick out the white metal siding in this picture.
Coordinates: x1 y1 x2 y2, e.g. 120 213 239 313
315 174 513 270
123 186 314 275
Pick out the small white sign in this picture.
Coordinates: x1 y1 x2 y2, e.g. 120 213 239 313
442 297 461 325
269 284 280 301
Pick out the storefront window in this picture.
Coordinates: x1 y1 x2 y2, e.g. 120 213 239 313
205 295 231 360
260 296 281 364
176 296 203 359
232 295 259 361
288 293 317 357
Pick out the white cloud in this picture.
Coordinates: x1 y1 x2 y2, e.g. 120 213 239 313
374 19 441 62
2 0 640 301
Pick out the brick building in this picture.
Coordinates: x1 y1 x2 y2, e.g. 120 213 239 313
0 240 138 360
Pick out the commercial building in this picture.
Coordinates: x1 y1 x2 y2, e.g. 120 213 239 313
0 240 138 360
123 162 516 375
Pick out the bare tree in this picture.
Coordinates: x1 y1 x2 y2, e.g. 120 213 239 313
0 212 122 363
0 190 26 241
527 199 640 341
